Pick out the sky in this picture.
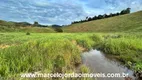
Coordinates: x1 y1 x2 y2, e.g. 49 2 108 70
0 0 142 25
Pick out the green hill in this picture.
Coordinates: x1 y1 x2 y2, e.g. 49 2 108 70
0 20 55 33
64 11 142 32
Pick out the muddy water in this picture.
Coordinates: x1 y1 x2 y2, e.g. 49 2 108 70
82 49 135 80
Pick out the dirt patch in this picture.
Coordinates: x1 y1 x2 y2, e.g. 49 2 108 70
0 44 15 49
0 45 10 49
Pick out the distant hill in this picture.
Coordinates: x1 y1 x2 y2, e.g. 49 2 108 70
0 20 56 33
63 11 142 32
0 20 50 27
0 20 32 27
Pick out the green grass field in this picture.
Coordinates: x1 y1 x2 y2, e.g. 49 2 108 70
0 26 55 33
0 32 142 79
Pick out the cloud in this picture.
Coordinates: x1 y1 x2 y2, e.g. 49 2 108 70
0 0 142 25
82 0 142 14
0 0 87 25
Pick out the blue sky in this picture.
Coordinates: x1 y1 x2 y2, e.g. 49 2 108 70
0 0 142 25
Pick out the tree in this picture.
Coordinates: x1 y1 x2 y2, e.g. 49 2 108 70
112 13 117 16
116 12 120 16
33 21 39 26
120 8 131 15
98 15 104 19
120 10 125 15
103 14 108 18
71 8 131 24
53 27 63 32
92 16 97 20
109 13 113 17
88 17 92 21
86 17 89 20
126 8 131 14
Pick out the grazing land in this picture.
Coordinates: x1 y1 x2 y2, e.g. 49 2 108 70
64 11 142 32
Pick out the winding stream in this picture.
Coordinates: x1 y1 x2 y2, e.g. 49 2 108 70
82 49 136 80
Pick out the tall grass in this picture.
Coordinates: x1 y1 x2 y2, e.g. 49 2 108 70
0 32 142 79
0 39 82 77
0 33 103 79
100 35 142 71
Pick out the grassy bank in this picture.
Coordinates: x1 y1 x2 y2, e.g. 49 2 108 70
99 33 142 71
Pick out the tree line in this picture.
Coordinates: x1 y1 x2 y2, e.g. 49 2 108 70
72 8 131 24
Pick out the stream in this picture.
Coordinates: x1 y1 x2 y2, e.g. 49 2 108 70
82 49 136 80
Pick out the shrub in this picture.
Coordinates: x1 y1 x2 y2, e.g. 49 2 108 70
54 27 63 32
26 32 30 35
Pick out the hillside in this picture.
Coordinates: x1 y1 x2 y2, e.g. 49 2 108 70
0 20 56 33
0 26 56 33
0 20 32 27
64 11 142 32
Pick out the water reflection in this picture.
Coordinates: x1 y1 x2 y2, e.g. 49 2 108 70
82 49 135 80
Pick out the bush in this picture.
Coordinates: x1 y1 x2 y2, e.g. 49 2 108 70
26 32 30 35
54 28 63 32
